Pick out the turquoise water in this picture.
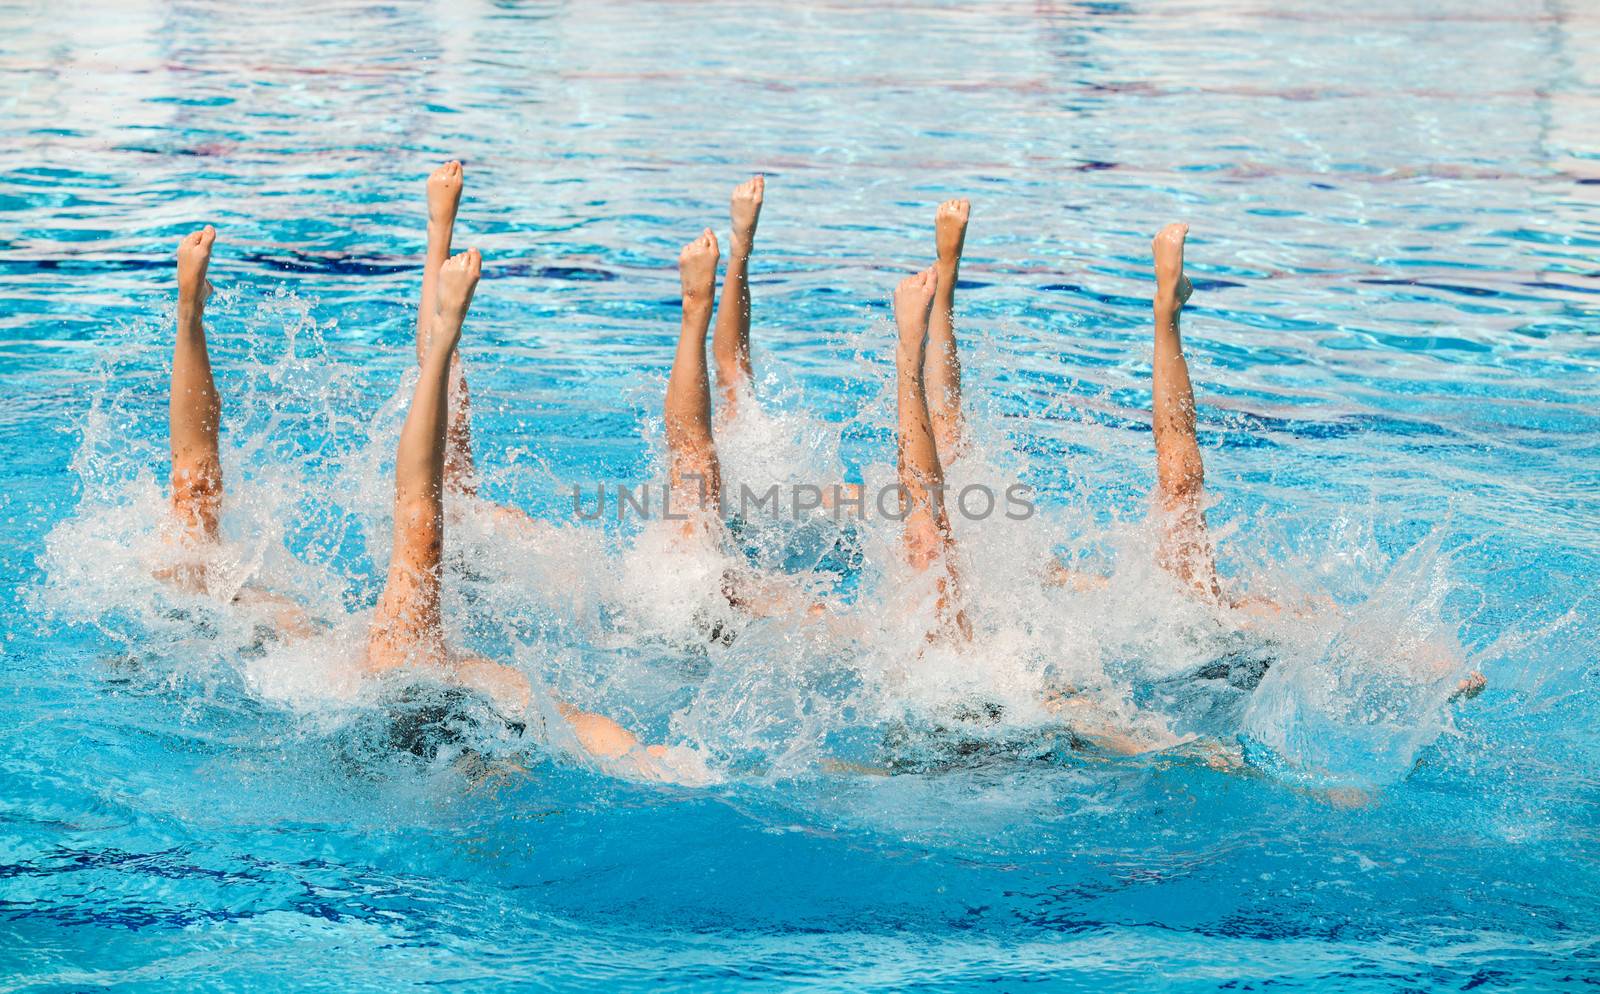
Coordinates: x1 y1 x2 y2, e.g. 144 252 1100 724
5 1 1599 990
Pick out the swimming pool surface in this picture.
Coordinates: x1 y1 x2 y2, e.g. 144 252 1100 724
3 1 1598 990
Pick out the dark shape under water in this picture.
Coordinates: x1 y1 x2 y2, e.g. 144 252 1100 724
1135 636 1277 740
327 681 529 776
878 700 1089 775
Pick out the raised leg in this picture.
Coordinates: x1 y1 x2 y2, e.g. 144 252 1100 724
368 249 481 675
713 175 764 417
416 161 478 498
1150 223 1221 600
926 198 969 465
666 229 723 529
164 226 316 636
169 226 222 548
372 250 687 759
895 267 971 640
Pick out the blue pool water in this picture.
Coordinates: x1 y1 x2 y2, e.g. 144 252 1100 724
4 1 1599 990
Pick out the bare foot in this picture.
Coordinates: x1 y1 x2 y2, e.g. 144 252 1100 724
176 226 216 308
934 198 969 271
679 228 720 302
433 248 481 353
894 266 939 353
1152 222 1193 312
427 160 464 229
729 175 764 257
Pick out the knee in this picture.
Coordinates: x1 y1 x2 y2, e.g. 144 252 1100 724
394 498 444 550
665 418 714 455
1157 451 1205 503
903 513 947 571
171 460 222 503
395 494 442 526
171 462 222 537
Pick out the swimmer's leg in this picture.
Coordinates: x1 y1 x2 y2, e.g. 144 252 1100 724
368 249 482 674
169 226 222 548
713 175 763 418
666 229 723 530
927 198 970 465
557 702 646 758
414 162 461 363
895 266 971 639
1150 223 1222 600
166 226 316 636
416 160 479 498
453 656 668 763
418 163 544 535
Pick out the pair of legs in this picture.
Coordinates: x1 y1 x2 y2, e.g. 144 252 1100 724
666 191 970 531
415 162 478 499
664 176 765 531
893 263 973 640
163 166 655 759
880 199 975 637
365 162 666 757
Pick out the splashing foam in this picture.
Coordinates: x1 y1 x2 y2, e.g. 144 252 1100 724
34 295 1479 789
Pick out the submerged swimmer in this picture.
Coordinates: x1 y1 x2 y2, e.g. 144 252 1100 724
883 253 1148 759
854 241 1123 770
